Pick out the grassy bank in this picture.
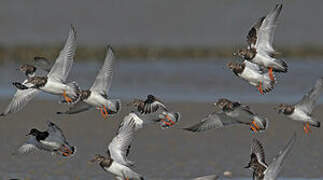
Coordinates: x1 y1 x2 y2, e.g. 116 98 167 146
1 45 323 62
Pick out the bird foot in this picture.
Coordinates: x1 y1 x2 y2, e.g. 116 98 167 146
268 68 275 82
250 120 260 133
63 90 72 103
257 82 264 95
304 123 311 134
99 106 108 119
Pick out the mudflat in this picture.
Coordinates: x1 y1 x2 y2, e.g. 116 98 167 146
0 99 322 179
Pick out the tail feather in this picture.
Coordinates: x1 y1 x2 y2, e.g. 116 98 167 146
262 72 276 94
310 119 320 128
65 81 81 104
273 59 288 73
107 99 121 114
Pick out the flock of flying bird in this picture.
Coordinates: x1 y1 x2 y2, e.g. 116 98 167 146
1 3 323 180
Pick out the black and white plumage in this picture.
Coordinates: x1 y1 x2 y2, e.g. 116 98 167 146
227 60 275 94
1 25 80 117
129 94 168 114
184 98 268 133
15 122 76 157
245 133 296 180
276 77 323 130
234 4 287 73
131 110 181 129
90 114 144 180
57 46 121 117
108 114 139 167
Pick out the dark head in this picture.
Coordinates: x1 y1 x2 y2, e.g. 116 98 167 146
147 94 155 100
227 62 239 71
275 104 294 114
146 94 160 104
17 64 36 76
214 98 232 110
89 154 106 164
227 61 245 75
26 128 41 136
233 48 256 60
233 49 248 58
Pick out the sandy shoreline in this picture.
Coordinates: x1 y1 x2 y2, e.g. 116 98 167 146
0 99 322 179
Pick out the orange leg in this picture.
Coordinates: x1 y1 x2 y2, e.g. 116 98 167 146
103 106 109 119
59 146 70 157
125 178 129 180
303 124 309 134
250 124 257 132
268 67 275 82
63 145 73 155
306 123 312 133
161 119 172 127
252 120 260 131
164 114 175 126
257 82 264 95
99 107 107 119
63 90 72 103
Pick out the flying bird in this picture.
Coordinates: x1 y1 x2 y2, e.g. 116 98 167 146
57 46 121 119
233 4 287 81
1 25 80 116
17 56 52 78
183 98 268 133
15 121 76 157
90 114 144 180
275 77 323 133
129 94 168 114
128 95 181 128
227 60 275 94
245 133 296 180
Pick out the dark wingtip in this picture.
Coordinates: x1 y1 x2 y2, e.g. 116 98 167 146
0 113 4 117
314 121 320 128
56 112 63 115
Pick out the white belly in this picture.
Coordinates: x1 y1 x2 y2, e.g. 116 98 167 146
105 162 126 177
41 80 67 95
240 68 263 86
84 92 108 107
288 108 311 122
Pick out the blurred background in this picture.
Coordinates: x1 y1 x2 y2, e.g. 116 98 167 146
0 0 323 179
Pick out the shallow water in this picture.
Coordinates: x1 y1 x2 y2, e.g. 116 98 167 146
1 58 323 103
1 59 323 179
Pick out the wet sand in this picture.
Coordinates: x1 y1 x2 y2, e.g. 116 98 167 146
0 99 322 179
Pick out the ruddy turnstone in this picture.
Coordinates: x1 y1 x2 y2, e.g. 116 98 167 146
17 56 52 78
275 77 323 133
132 109 181 129
128 95 181 128
184 98 268 133
1 25 80 116
233 4 287 80
245 133 296 180
90 115 144 180
15 121 76 157
57 46 121 119
129 94 168 114
227 60 275 94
